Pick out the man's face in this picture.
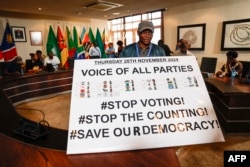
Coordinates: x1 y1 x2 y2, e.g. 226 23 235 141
34 54 39 60
48 52 54 59
138 30 153 46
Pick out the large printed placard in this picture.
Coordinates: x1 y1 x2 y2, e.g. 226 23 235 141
67 56 225 154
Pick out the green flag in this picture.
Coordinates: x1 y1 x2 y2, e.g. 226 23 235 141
46 25 60 60
88 27 95 43
73 26 85 59
96 28 106 58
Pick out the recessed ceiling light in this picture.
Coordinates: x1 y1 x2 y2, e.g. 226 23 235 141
38 8 42 11
112 12 120 15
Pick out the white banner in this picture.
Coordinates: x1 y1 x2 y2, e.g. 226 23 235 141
67 56 224 154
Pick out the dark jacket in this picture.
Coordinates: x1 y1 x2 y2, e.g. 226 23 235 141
26 59 43 72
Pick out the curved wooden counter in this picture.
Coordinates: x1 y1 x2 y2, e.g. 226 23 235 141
205 77 250 133
2 70 73 104
0 70 180 167
0 133 180 167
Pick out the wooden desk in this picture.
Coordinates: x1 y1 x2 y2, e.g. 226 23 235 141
0 70 180 167
205 77 250 133
1 70 73 104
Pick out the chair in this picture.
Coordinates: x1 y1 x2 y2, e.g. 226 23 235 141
200 57 217 74
0 62 6 75
240 61 250 78
25 59 32 72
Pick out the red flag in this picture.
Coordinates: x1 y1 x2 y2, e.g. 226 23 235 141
0 50 4 62
0 22 18 61
57 26 69 68
82 32 90 44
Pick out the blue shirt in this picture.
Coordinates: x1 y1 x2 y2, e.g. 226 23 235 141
106 47 116 58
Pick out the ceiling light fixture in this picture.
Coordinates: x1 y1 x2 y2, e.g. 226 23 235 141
85 1 123 11
112 12 120 15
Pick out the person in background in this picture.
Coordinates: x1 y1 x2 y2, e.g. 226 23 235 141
89 41 101 59
36 50 44 64
215 51 243 78
158 39 172 56
0 66 3 79
4 56 24 76
105 42 116 58
116 40 124 57
119 21 165 57
245 67 250 79
44 51 61 72
77 52 85 59
172 39 194 56
26 53 43 73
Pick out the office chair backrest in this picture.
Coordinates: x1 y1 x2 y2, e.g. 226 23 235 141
240 61 250 78
200 57 217 73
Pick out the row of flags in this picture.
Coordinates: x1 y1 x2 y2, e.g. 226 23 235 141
46 25 108 68
0 22 108 68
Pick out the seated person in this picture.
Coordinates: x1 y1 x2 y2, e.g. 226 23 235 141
215 51 243 78
44 51 61 72
172 39 194 56
89 42 101 59
0 61 5 79
36 50 44 64
105 42 116 58
158 39 172 56
0 66 3 79
4 56 24 76
26 53 43 73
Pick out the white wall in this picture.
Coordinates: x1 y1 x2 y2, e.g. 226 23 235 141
164 0 250 72
0 0 249 72
0 17 107 60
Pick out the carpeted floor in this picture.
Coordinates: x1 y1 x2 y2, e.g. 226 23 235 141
15 93 71 130
15 92 250 167
176 134 250 167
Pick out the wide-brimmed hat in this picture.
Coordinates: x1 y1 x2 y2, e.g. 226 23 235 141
138 21 154 33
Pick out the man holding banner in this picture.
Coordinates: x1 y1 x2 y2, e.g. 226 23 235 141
67 21 224 155
120 21 165 57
